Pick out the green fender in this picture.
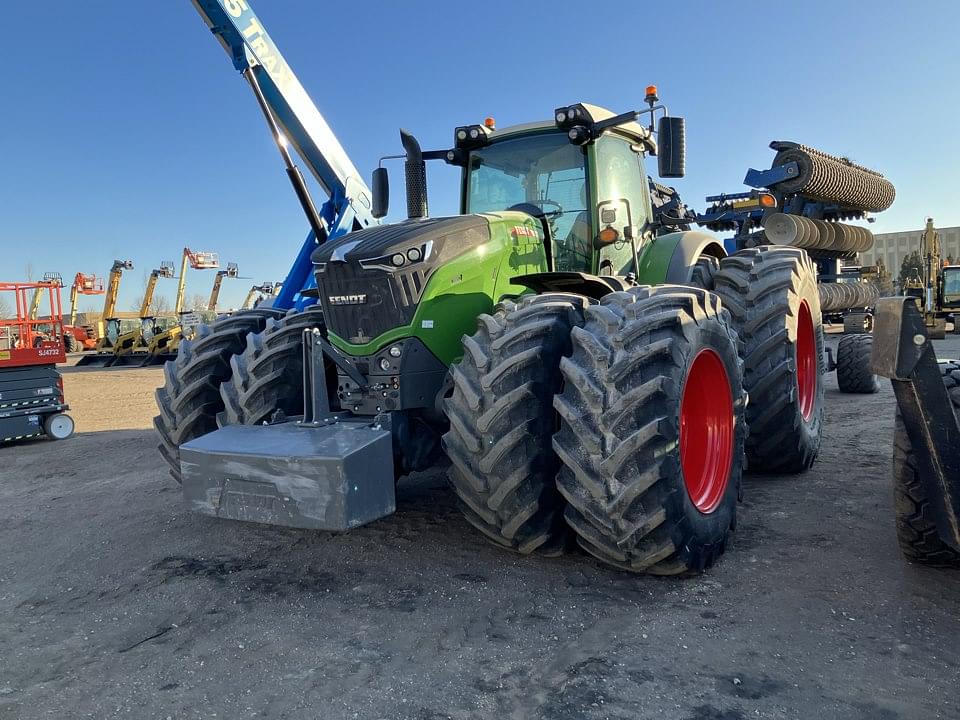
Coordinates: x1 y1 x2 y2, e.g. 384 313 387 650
635 231 727 285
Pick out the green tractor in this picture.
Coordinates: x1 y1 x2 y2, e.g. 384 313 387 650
157 93 824 575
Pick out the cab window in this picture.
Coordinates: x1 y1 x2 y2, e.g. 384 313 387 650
594 135 651 275
466 132 591 273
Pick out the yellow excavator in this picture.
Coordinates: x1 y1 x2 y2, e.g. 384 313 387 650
903 218 960 338
111 262 176 366
140 247 220 366
75 259 135 366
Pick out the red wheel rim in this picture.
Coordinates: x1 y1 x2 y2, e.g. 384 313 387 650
680 349 735 514
796 300 817 421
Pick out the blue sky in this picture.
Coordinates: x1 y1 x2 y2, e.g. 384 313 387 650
2 1 958 312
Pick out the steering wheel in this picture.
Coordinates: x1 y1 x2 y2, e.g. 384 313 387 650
535 199 564 217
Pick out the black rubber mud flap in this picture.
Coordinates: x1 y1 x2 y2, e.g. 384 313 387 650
872 297 960 561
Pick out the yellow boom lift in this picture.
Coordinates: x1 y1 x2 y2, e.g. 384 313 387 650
141 248 219 365
21 273 64 346
111 262 176 366
240 282 277 310
75 260 135 366
207 263 240 313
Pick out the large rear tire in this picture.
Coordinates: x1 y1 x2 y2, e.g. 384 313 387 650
218 306 326 426
836 333 880 394
892 362 960 566
154 308 284 483
443 293 589 555
688 255 719 291
712 246 824 473
553 286 745 575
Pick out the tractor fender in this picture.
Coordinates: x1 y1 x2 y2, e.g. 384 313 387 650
636 230 727 285
510 272 632 301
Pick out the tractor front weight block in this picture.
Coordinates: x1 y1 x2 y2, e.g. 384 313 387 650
180 421 395 530
179 326 396 530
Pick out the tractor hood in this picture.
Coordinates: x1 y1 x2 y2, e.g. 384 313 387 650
311 215 490 267
312 215 493 349
310 211 549 360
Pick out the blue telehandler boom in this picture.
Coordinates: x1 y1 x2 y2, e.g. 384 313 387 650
190 0 378 310
155 0 380 490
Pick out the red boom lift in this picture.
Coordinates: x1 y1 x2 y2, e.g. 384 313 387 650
63 272 106 352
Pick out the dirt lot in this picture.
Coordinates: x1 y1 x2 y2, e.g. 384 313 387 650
2 334 960 720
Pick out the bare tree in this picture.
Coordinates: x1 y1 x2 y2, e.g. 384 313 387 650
152 294 172 315
0 295 12 320
186 293 209 311
130 271 176 315
24 262 34 282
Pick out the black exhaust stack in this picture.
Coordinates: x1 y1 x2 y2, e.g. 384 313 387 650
400 129 428 219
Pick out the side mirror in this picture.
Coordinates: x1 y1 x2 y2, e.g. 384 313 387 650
371 167 389 219
657 116 685 178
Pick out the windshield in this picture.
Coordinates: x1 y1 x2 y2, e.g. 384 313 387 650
944 268 960 299
466 132 591 272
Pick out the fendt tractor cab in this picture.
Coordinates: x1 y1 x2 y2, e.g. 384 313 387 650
173 88 822 575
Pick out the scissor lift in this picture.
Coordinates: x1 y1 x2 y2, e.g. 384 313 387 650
0 281 74 443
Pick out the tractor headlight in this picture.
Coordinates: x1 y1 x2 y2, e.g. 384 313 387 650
567 126 591 146
388 345 402 358
454 125 490 150
406 247 421 262
391 253 406 267
379 357 392 372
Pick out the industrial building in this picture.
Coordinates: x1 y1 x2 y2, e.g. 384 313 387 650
860 223 960 272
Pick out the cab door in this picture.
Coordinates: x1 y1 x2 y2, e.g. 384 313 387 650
591 134 652 276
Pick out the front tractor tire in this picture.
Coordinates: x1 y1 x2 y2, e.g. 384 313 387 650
219 306 326 426
553 286 745 575
154 307 284 483
443 293 590 556
712 246 824 474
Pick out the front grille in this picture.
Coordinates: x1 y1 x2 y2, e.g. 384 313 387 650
318 262 411 345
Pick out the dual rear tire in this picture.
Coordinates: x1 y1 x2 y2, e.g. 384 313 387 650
711 246 825 473
446 246 825 574
444 286 746 574
554 286 745 574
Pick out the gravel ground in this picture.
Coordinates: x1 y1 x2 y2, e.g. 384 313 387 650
1 333 959 720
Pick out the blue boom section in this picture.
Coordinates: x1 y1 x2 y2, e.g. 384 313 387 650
191 0 378 309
